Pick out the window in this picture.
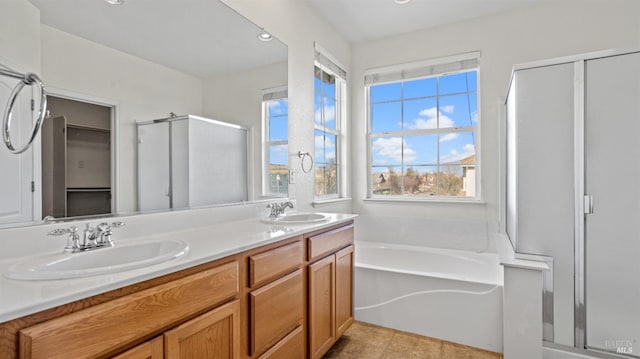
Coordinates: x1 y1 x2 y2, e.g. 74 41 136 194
366 53 479 200
263 88 288 196
314 50 346 199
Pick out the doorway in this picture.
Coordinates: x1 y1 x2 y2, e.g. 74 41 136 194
41 95 114 218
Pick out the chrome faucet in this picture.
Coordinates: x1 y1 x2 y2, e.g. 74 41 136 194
48 221 125 253
266 201 294 218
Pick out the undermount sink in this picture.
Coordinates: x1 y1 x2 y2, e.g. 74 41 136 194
261 213 329 224
5 239 189 281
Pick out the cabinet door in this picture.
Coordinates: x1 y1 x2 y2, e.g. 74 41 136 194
112 336 163 359
164 300 240 359
335 245 354 338
308 255 335 359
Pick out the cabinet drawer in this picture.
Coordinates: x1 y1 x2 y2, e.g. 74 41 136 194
249 240 302 288
111 336 163 359
257 325 304 359
250 269 303 356
307 224 354 261
20 261 239 359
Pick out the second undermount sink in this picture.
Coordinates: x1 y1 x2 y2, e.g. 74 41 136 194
261 213 329 224
5 239 189 281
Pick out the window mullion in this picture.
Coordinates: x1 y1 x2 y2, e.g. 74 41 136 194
370 126 475 138
400 80 405 195
435 76 441 195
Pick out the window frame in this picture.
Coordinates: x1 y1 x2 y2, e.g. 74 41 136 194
365 53 482 202
314 61 347 200
262 87 289 197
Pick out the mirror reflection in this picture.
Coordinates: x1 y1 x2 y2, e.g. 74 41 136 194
0 0 287 227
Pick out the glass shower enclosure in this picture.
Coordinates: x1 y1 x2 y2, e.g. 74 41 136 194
506 49 640 357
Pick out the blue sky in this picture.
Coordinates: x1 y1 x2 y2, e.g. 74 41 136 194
371 71 477 173
267 99 288 165
267 70 477 172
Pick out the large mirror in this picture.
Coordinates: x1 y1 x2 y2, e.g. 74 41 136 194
0 0 287 228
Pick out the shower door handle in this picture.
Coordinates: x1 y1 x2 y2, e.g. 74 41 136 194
584 195 594 214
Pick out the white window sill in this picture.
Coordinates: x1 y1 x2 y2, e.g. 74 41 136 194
312 197 352 207
363 197 486 205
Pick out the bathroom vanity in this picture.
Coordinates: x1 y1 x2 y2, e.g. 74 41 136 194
0 215 355 359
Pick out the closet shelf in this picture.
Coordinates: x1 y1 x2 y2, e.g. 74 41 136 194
66 187 111 192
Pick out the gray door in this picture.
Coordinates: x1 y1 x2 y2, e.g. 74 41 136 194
585 52 640 356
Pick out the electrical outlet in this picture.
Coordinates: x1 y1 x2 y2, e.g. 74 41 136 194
289 169 295 184
78 160 85 169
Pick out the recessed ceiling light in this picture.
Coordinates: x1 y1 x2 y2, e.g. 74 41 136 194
394 0 412 4
257 32 273 42
105 0 124 4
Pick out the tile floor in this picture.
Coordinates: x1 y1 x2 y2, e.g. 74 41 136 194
323 322 503 359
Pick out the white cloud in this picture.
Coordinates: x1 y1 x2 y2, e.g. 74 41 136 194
408 107 455 130
440 143 475 164
372 137 416 163
269 99 287 116
441 105 455 114
419 107 438 118
315 135 336 160
315 104 336 125
439 133 459 142
270 144 288 155
268 144 288 164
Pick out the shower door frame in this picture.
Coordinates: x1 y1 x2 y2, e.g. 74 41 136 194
506 48 640 359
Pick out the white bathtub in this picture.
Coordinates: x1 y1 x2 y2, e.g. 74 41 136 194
354 241 503 352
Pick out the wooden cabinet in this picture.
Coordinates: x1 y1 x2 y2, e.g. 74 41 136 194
1 221 355 359
306 224 354 359
19 262 239 359
247 239 304 359
165 300 241 359
112 300 241 359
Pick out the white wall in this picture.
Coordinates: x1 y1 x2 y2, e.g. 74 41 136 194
203 61 287 198
351 0 640 251
40 25 203 213
221 0 353 214
0 0 40 72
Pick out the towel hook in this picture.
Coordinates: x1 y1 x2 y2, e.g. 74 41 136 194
1 66 48 154
298 151 314 173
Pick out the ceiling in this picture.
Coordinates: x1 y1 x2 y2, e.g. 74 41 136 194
28 0 287 78
27 0 550 77
305 0 549 43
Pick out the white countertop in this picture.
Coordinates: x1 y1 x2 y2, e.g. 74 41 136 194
0 213 357 323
